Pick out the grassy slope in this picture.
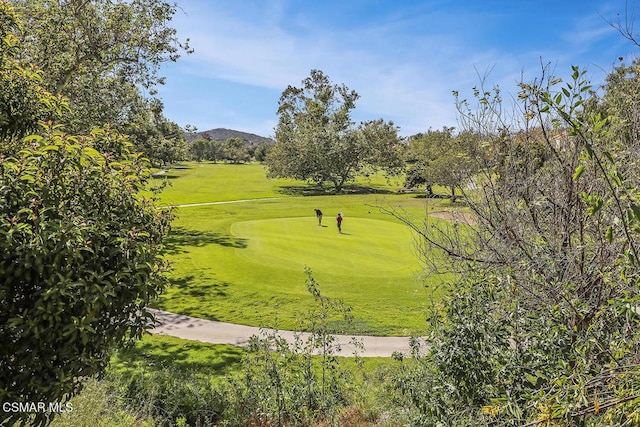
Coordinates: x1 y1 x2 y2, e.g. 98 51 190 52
153 162 454 335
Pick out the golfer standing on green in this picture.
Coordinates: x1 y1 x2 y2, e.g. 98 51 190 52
314 208 323 226
336 212 343 233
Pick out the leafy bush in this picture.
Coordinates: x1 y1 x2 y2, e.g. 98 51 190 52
107 367 225 426
0 126 171 426
105 270 367 427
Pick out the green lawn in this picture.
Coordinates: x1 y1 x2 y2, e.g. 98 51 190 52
153 162 455 336
231 217 418 275
151 162 299 205
110 334 244 376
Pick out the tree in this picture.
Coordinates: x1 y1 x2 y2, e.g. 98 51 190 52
266 69 403 191
222 137 249 163
124 101 188 167
206 139 224 162
390 63 640 425
0 2 66 142
189 137 209 162
11 0 191 135
253 141 270 162
404 127 480 199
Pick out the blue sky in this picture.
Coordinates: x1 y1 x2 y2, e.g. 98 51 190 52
156 0 637 137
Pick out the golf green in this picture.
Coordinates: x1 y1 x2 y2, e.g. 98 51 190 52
230 217 419 276
153 162 455 335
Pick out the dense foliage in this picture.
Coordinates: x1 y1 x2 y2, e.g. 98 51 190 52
391 64 640 425
188 136 258 163
0 2 174 425
0 2 65 141
9 0 190 164
10 0 189 133
0 126 172 426
403 126 480 198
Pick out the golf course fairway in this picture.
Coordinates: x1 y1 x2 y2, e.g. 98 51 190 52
231 217 419 276
154 162 454 336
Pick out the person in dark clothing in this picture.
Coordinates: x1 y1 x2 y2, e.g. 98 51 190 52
314 209 323 226
336 212 343 233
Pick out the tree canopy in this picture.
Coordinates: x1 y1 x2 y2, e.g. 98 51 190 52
9 0 191 164
222 137 250 163
11 0 190 132
266 69 403 191
0 2 66 141
404 127 479 198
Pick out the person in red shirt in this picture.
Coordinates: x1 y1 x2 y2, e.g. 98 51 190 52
336 212 343 233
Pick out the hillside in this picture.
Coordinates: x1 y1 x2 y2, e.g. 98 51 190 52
186 128 274 146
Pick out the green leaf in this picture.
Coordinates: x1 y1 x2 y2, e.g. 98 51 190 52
606 225 614 243
23 135 43 143
572 65 580 79
584 141 594 158
610 169 622 187
573 165 585 181
603 151 614 163
554 93 562 104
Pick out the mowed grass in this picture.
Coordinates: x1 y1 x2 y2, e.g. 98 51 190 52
152 162 299 205
231 217 418 276
152 161 404 206
154 162 454 336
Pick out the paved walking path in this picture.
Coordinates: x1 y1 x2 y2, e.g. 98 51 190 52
158 197 282 209
150 309 418 358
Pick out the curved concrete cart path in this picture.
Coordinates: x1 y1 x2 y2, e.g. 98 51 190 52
150 309 419 358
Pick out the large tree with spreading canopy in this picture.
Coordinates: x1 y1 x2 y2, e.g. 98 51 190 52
266 69 403 191
10 0 191 163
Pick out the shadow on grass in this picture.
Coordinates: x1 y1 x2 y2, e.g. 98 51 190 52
164 226 248 254
412 193 452 199
277 183 395 197
169 164 193 170
114 337 244 373
170 275 230 298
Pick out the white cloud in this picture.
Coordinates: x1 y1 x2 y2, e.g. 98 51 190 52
163 0 627 136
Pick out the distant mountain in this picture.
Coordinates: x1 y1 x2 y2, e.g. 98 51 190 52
186 128 274 147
